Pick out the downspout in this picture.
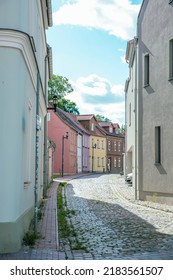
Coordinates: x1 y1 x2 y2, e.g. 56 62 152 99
134 37 138 200
34 72 40 233
43 54 48 197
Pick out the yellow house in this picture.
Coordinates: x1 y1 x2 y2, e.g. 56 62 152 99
77 114 107 173
90 135 107 172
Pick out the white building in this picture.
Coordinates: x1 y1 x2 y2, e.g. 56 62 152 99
125 38 138 198
0 0 52 253
137 0 173 205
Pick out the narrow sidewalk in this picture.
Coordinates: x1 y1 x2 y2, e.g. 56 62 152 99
0 180 65 260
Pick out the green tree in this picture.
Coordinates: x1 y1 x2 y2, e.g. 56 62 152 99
120 124 125 133
48 75 73 99
95 114 111 122
58 99 79 115
48 75 79 114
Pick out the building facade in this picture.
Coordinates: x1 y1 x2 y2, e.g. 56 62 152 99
0 0 52 253
125 38 138 191
137 0 173 204
77 115 107 173
98 122 124 173
48 109 78 175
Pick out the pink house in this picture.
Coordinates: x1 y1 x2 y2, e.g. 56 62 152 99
48 109 77 175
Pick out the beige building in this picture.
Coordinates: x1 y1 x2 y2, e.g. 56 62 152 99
137 0 173 204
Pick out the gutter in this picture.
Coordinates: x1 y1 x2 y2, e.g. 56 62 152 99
134 36 138 200
46 0 53 27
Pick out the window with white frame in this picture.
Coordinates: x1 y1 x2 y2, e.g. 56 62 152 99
114 157 117 167
102 157 104 167
118 142 121 152
109 127 113 133
108 140 111 151
114 141 117 151
91 123 94 131
101 140 104 149
97 139 100 148
118 157 121 167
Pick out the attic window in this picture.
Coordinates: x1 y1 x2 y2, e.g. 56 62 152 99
91 123 94 131
109 127 113 133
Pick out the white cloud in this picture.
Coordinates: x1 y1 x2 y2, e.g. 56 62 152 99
120 54 126 64
111 84 124 96
74 74 111 96
53 0 141 40
68 74 125 124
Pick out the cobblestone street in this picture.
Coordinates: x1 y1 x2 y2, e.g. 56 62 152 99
63 174 173 260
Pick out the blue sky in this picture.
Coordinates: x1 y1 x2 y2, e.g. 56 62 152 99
47 0 142 125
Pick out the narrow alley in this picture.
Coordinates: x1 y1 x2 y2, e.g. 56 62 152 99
61 174 173 260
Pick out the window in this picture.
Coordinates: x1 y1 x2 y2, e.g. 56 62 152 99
114 157 117 167
169 39 173 79
144 54 149 86
129 103 131 126
101 140 104 149
97 139 100 148
118 142 121 152
114 141 117 151
97 157 100 167
155 126 161 164
108 140 111 151
109 127 113 133
102 157 104 167
91 123 94 131
118 157 121 168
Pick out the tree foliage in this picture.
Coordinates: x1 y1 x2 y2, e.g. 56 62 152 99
58 99 79 115
48 75 79 115
95 114 111 122
48 75 73 98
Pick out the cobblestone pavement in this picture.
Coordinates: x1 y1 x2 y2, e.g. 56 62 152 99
1 173 173 260
63 174 173 260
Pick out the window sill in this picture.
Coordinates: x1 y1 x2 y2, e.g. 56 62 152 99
144 84 150 88
154 163 161 166
169 0 173 4
168 77 173 81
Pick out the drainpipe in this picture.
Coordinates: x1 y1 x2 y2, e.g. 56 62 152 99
43 54 48 197
34 72 40 233
134 37 138 200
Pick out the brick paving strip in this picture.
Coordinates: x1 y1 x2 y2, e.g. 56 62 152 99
0 181 65 260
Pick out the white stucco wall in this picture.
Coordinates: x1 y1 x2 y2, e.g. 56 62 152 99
0 0 51 252
138 0 173 204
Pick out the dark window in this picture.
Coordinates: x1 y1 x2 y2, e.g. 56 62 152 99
169 39 173 79
155 126 161 164
144 54 149 86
